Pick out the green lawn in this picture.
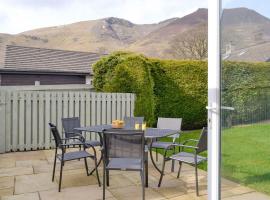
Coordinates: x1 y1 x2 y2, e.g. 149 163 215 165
157 123 270 195
222 123 270 195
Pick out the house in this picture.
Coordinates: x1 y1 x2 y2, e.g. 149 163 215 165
0 45 106 86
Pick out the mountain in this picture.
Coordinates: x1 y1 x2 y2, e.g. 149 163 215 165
221 8 270 61
128 8 208 58
1 8 270 61
0 9 206 59
0 16 178 56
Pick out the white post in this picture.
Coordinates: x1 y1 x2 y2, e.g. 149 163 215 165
0 91 6 153
208 0 221 200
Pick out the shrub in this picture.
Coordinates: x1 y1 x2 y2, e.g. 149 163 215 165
93 52 207 129
222 61 270 125
93 53 270 129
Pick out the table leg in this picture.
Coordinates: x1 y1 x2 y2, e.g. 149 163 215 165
145 151 148 187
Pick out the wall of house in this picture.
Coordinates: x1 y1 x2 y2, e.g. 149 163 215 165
0 73 86 86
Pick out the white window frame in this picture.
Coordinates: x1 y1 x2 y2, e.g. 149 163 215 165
208 0 221 200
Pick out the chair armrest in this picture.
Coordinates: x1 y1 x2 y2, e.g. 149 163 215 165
173 144 198 149
182 139 199 145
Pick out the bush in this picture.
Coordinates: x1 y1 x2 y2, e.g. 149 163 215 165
93 52 207 129
93 52 156 125
93 53 270 129
222 61 270 125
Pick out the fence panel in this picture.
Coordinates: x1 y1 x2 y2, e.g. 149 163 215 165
0 90 135 153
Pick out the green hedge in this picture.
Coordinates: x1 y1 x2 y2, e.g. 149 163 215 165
93 53 270 129
222 61 270 125
93 52 207 129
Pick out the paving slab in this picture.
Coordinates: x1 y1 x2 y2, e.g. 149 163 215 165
0 167 33 178
0 177 14 190
109 185 166 200
1 192 39 200
16 160 48 168
153 178 187 198
223 192 270 200
105 173 135 189
0 188 14 197
0 151 45 161
55 169 98 188
14 173 57 194
0 158 16 169
39 185 113 200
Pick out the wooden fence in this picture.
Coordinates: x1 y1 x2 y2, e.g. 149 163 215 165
0 90 135 153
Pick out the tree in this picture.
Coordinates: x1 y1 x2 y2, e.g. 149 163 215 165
171 25 208 60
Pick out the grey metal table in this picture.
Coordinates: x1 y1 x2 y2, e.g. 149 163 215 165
75 125 178 187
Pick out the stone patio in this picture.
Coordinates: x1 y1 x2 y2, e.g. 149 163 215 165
0 149 268 200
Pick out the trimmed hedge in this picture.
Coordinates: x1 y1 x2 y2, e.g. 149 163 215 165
93 52 207 129
222 61 270 125
93 52 270 129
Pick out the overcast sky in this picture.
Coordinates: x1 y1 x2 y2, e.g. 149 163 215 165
0 0 208 34
0 0 269 34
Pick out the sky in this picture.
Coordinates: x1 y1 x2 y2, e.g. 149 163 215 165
223 0 270 19
0 0 208 34
0 0 269 35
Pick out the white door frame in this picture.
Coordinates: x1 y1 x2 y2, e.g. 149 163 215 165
208 0 221 200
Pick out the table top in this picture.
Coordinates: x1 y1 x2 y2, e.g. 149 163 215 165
75 124 178 139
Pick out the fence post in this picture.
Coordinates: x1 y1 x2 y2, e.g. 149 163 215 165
0 91 6 153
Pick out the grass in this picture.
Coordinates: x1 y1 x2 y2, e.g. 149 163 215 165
157 123 270 195
221 123 270 195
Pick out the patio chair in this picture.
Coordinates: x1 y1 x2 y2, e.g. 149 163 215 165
123 116 144 128
49 123 101 192
62 117 101 148
158 127 207 196
102 129 145 200
150 117 182 171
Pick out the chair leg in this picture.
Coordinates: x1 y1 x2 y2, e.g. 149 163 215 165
195 162 199 196
89 150 103 175
177 161 182 178
84 158 89 176
106 169 110 187
52 150 57 182
171 147 176 172
103 160 106 200
94 156 101 187
155 150 158 161
59 160 64 192
140 171 145 200
158 155 166 187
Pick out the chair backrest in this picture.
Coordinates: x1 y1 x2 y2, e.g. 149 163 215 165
62 117 81 138
49 123 62 148
124 116 144 128
196 127 207 153
157 117 182 138
103 129 145 165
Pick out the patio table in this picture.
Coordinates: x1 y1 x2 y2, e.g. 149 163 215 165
75 125 178 187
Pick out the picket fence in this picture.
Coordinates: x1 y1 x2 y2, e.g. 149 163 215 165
0 90 135 153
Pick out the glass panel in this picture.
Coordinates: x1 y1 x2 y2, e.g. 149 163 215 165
221 1 270 199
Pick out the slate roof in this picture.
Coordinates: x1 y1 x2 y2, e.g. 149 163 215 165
0 45 106 75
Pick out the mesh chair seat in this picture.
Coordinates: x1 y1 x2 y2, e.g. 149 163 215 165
170 152 206 164
57 151 93 161
151 141 174 149
107 158 142 170
85 140 101 147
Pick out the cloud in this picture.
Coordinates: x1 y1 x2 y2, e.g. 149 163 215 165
0 0 207 34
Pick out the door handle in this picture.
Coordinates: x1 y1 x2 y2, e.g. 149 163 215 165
206 106 235 111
